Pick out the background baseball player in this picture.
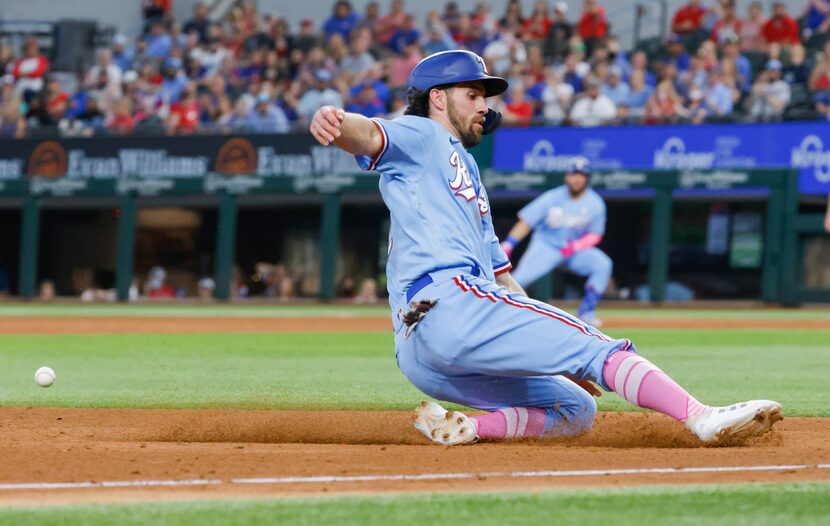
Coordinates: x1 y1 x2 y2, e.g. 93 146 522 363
309 50 781 446
501 158 610 326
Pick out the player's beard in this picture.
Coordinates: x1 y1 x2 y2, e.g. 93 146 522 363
447 98 482 148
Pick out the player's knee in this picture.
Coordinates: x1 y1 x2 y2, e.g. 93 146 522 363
599 253 613 274
558 388 597 434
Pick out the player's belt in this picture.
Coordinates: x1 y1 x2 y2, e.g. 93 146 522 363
405 265 482 303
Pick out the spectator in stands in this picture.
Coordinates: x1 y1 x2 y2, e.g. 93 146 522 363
472 2 498 34
340 27 376 82
561 50 587 93
644 79 686 123
110 34 135 73
502 82 534 126
483 21 527 78
625 50 655 89
739 1 765 52
295 19 322 54
323 1 361 42
672 0 707 37
297 69 343 123
578 0 609 54
388 42 422 89
191 36 231 78
825 195 830 233
0 44 14 76
145 20 174 60
158 56 188 105
703 66 733 117
105 97 137 135
389 14 421 55
183 2 211 44
0 81 25 138
602 65 631 108
375 0 406 48
661 34 690 74
808 42 830 92
711 0 742 44
747 59 791 120
197 277 216 299
499 0 524 29
762 2 800 49
721 34 751 92
144 266 175 299
166 88 200 134
73 93 106 134
422 23 455 56
43 77 69 124
536 66 574 124
346 82 385 118
685 86 710 123
356 2 381 35
86 49 123 101
625 69 653 120
521 1 552 43
243 91 290 133
783 44 811 86
801 0 830 40
570 76 617 126
544 2 574 63
11 37 49 103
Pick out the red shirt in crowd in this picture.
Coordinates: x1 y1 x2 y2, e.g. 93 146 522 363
107 114 137 135
711 18 743 43
169 100 200 133
12 55 48 80
522 15 552 40
505 100 534 126
761 15 799 46
578 6 608 40
672 3 706 34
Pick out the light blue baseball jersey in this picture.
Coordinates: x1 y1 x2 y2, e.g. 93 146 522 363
355 115 511 316
519 186 606 249
353 114 633 437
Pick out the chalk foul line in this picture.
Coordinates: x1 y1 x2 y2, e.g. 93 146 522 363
1 464 828 491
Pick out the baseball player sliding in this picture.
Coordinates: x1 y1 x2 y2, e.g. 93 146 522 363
502 157 610 326
310 50 781 445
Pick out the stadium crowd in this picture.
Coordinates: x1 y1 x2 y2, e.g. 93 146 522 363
2 0 830 138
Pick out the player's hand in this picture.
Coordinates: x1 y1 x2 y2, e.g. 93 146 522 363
561 242 576 258
403 298 438 337
500 241 514 259
310 105 345 146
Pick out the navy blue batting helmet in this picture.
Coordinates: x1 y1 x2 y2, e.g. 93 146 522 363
569 157 591 176
407 50 508 98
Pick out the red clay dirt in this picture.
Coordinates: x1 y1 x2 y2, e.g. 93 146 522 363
0 315 828 506
0 315 826 334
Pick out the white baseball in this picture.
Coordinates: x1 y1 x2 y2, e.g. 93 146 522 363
35 366 56 387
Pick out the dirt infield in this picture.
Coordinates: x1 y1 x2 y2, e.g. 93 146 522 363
2 407 829 506
1 314 829 506
0 315 827 334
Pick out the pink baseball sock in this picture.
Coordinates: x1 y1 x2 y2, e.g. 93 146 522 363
471 407 547 439
602 351 708 422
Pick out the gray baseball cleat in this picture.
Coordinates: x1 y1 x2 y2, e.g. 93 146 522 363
413 401 478 445
686 400 783 443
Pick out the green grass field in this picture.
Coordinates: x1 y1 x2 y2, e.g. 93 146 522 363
1 305 828 524
3 483 829 526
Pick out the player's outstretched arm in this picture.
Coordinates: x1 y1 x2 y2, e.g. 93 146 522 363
500 219 533 259
309 105 383 157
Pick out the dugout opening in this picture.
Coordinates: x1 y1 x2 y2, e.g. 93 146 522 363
37 207 118 298
0 208 21 296
133 206 217 298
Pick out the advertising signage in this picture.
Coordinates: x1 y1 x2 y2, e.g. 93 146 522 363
492 122 830 194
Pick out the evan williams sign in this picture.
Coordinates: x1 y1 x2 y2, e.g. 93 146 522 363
28 141 68 178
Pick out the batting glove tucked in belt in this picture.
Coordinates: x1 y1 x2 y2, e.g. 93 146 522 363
403 298 438 337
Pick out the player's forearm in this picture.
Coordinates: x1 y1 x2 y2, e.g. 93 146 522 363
496 271 525 295
562 232 602 257
500 220 532 258
332 112 382 156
